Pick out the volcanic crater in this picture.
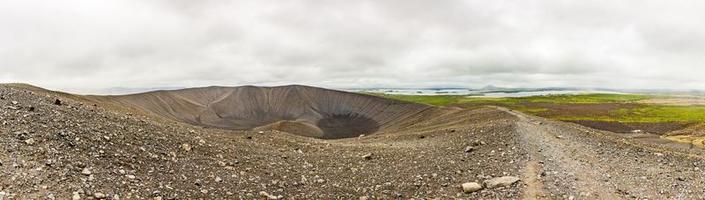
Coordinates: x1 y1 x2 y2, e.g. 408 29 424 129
95 85 450 139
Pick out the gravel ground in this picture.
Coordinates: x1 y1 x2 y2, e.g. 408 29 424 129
1 84 704 199
0 85 527 199
502 107 705 200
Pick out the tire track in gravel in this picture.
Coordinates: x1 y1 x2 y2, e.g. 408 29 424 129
521 158 547 200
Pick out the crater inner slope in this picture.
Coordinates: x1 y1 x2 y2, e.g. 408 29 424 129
94 85 458 139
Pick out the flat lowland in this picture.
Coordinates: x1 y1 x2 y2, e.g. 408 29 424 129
640 97 705 106
1 84 704 199
378 93 705 146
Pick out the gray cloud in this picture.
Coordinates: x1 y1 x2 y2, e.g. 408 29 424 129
1 0 704 93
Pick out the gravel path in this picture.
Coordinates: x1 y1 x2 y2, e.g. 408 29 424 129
500 107 705 200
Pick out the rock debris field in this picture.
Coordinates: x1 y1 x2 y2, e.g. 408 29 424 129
0 84 704 199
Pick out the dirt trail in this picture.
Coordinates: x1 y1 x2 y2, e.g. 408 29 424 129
521 159 547 200
499 107 705 199
504 107 621 199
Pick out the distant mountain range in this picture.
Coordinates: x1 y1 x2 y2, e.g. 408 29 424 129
96 85 705 96
349 85 705 96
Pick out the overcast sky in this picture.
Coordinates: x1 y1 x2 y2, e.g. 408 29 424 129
1 0 704 94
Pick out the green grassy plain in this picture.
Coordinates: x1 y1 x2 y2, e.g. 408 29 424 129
372 93 705 123
374 93 650 105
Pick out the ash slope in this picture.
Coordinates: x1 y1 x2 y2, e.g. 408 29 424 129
93 85 458 139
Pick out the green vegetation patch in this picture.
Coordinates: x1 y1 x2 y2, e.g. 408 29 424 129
371 92 705 123
546 105 705 123
371 94 467 106
610 105 705 123
515 93 651 104
373 93 651 106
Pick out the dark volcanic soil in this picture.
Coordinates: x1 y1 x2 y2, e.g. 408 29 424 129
519 102 691 134
569 120 691 134
1 84 704 199
524 102 640 118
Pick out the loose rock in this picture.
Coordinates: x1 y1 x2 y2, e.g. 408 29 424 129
93 192 106 199
72 192 81 200
24 138 35 145
81 168 92 175
483 176 520 189
259 191 280 199
461 182 483 193
464 146 474 153
181 143 192 152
